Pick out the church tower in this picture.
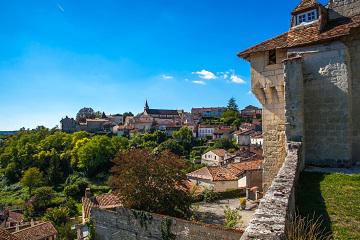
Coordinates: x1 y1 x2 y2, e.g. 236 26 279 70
144 100 149 111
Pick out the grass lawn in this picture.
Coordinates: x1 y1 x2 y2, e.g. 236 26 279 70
296 172 360 240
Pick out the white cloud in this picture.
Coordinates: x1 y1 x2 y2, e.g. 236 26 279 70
192 80 206 85
57 3 65 12
230 74 246 84
192 69 217 80
161 74 174 80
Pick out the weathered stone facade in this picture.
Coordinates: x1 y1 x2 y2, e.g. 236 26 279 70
250 49 287 190
240 142 303 240
91 208 243 240
239 0 360 189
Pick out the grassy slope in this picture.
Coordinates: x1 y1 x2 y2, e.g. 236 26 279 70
296 172 360 240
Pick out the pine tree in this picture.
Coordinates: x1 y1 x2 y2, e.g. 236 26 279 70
227 97 238 111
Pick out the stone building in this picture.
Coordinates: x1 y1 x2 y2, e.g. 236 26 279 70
238 0 360 189
60 116 77 133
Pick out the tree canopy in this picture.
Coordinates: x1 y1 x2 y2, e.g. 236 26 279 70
110 149 192 218
227 97 238 111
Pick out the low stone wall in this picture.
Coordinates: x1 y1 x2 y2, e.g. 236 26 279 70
240 142 302 240
91 207 243 240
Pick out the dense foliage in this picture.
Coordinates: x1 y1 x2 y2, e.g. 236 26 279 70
110 149 192 218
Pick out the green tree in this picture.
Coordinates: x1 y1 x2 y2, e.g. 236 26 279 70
32 186 55 210
172 127 194 153
227 97 238 111
212 138 238 151
110 149 191 218
77 136 116 177
157 139 185 156
20 167 44 195
76 107 96 123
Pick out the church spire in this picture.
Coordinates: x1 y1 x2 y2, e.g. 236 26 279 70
145 100 149 110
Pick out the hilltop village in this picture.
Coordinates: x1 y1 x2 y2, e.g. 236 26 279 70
1 0 360 239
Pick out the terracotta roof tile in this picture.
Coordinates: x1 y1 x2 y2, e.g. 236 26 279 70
208 167 238 181
12 222 57 240
82 193 122 220
238 15 360 59
186 167 212 181
0 228 19 240
210 149 227 157
292 0 319 14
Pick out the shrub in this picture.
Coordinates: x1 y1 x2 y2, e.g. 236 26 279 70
203 188 219 203
286 213 332 240
224 206 241 229
64 179 88 200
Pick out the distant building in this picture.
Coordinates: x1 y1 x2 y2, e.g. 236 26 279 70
60 116 77 133
240 105 262 118
201 149 230 166
233 130 254 146
197 125 215 139
250 132 263 147
11 221 58 240
213 126 235 140
187 159 263 192
191 107 226 123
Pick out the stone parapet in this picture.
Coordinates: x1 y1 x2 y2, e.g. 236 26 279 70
91 207 243 240
240 142 302 240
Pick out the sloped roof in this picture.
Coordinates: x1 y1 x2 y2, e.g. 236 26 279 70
187 159 263 182
292 0 319 14
12 222 57 240
210 149 227 158
82 193 122 219
0 228 19 240
238 15 360 59
145 109 180 115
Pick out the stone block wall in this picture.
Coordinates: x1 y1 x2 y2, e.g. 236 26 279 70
329 0 360 18
288 41 353 167
240 142 302 240
349 29 360 164
91 207 243 240
250 49 287 190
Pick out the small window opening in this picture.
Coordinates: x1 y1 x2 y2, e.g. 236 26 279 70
268 50 276 65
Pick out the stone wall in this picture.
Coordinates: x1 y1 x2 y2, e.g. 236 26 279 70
349 28 360 163
329 0 360 18
288 41 353 167
250 49 287 190
91 207 243 240
240 142 302 240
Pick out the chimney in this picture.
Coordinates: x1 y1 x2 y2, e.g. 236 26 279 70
85 188 92 198
15 223 19 232
30 218 34 226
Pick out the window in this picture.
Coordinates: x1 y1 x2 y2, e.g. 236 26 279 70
268 49 276 65
296 9 318 25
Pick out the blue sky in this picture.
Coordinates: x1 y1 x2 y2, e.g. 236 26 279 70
0 0 327 130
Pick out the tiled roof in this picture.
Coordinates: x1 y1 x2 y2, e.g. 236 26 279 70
12 222 57 240
82 193 122 220
187 159 263 182
210 149 227 158
292 0 319 14
228 160 263 176
238 15 360 59
208 166 238 181
0 228 19 240
145 109 180 115
187 167 212 181
8 212 23 223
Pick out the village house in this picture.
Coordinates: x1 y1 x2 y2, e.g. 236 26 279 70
0 210 23 229
250 132 263 147
238 0 360 189
212 126 235 140
197 124 215 139
240 105 262 118
187 159 263 193
0 221 58 240
233 130 254 146
191 107 226 123
201 149 230 166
